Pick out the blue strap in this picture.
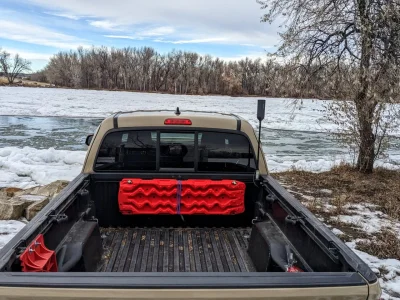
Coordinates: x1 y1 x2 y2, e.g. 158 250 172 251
176 180 182 214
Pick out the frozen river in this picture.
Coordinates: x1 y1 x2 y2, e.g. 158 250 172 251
0 87 399 188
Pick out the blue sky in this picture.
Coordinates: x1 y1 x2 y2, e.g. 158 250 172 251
0 0 280 71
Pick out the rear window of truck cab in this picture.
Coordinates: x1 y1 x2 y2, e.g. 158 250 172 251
95 130 256 172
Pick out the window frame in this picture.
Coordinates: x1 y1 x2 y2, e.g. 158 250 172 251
93 127 257 174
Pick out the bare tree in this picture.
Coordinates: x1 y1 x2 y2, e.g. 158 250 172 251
258 0 400 173
39 46 325 96
0 50 31 84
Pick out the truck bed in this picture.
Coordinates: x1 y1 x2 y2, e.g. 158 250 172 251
98 227 256 272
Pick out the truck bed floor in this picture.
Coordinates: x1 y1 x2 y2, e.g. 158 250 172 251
98 227 255 272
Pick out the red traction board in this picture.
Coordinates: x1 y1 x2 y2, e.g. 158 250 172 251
118 179 245 215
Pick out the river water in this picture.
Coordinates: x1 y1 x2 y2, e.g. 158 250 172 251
1 115 398 173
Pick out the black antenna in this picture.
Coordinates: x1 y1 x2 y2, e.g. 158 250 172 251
175 107 181 115
256 99 266 176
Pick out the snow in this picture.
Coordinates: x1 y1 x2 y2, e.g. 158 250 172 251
331 228 345 235
18 195 47 201
1 86 400 136
299 190 400 299
0 220 26 249
328 203 400 299
320 189 333 195
0 147 85 188
331 204 400 234
267 154 400 173
347 241 400 300
0 147 396 189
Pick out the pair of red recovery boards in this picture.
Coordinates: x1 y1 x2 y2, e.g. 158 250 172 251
118 178 246 215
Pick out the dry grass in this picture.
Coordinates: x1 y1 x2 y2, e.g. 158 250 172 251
356 229 400 260
0 76 49 87
330 194 350 215
273 165 400 219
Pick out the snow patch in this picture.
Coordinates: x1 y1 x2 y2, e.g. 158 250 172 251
0 220 26 249
320 189 333 195
347 241 400 299
267 155 400 172
0 147 85 188
331 228 345 235
0 147 398 189
331 204 400 234
18 194 47 201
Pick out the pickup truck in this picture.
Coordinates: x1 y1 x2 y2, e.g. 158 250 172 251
0 101 381 300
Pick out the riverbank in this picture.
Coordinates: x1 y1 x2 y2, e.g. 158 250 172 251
0 80 325 100
0 77 51 87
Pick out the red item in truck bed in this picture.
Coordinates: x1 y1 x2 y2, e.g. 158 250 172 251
20 234 58 272
119 179 177 214
118 179 245 215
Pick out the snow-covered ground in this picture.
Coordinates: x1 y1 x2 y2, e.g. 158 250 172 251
1 146 399 189
292 189 400 299
0 220 26 249
347 241 400 299
0 147 85 188
331 204 400 235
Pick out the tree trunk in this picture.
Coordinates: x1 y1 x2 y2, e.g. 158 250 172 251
357 114 375 173
355 0 375 173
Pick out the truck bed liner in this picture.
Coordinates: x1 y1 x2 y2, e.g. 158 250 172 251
98 227 256 272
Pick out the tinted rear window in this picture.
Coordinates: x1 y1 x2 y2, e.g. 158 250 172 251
198 132 256 172
96 131 157 171
160 132 195 170
95 130 256 172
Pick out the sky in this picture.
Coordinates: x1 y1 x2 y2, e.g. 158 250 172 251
0 0 281 71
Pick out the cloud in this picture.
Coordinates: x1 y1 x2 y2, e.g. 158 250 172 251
24 0 280 47
104 35 139 40
139 26 175 37
155 37 228 44
43 11 80 20
219 52 288 64
219 52 268 62
104 26 175 40
2 48 52 60
0 20 88 49
88 20 121 30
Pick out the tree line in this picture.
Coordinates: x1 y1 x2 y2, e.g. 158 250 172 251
34 46 368 99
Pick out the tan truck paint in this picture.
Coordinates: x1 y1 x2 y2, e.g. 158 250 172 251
0 285 369 300
367 280 382 300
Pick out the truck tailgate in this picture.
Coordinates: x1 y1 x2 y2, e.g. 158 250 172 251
0 285 369 300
